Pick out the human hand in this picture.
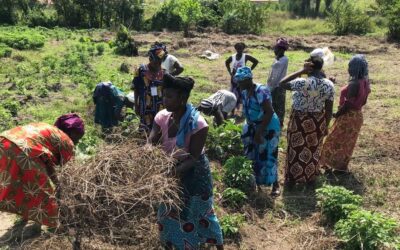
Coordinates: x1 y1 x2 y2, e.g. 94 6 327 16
329 76 336 83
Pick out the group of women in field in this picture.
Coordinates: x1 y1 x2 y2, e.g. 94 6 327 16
0 39 370 250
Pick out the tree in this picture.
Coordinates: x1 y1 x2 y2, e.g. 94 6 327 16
174 0 202 37
376 0 400 40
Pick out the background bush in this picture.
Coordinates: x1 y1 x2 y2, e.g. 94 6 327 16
0 43 12 58
114 25 138 56
0 29 45 50
335 209 399 250
377 0 400 40
220 0 269 34
327 0 372 35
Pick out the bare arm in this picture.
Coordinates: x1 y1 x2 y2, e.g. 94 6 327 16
335 81 358 117
173 127 208 177
325 100 333 133
214 108 225 126
279 69 306 90
225 57 233 76
148 123 162 145
246 55 259 70
171 61 184 76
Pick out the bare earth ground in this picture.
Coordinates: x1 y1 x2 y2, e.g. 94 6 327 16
1 31 399 249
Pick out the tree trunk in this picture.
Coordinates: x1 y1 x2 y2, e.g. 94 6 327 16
315 0 321 16
301 0 311 16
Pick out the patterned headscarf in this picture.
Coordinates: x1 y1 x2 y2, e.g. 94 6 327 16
54 113 85 137
148 43 166 62
275 37 289 50
348 54 368 80
234 66 253 82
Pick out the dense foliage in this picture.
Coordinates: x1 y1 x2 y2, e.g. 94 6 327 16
222 188 248 208
223 156 254 193
376 0 400 40
335 210 400 250
316 185 363 223
220 213 245 238
206 120 243 164
327 0 372 35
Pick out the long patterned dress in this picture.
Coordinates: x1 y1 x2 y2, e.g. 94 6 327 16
0 123 74 227
154 109 223 249
242 84 281 185
132 64 164 131
285 76 334 183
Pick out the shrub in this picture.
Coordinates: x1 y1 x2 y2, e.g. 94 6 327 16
0 107 13 132
220 213 245 238
335 209 400 250
114 25 138 56
37 85 49 98
316 185 363 223
197 0 222 28
0 29 45 50
2 99 20 117
119 62 131 73
377 0 400 40
151 0 183 31
174 0 203 36
206 120 243 163
222 188 247 208
96 43 105 55
220 0 269 35
0 43 12 58
26 8 58 28
223 156 254 193
327 0 372 35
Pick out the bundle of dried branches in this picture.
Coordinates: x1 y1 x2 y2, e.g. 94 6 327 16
53 137 180 248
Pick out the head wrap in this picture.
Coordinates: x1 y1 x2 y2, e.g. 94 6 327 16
310 48 324 59
54 113 85 137
200 99 217 113
163 74 194 96
348 54 368 80
275 38 289 50
234 66 253 82
148 44 166 62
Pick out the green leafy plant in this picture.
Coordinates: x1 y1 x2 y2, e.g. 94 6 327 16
335 209 400 250
114 25 138 56
223 156 254 193
96 43 105 55
327 0 372 35
0 29 45 49
316 185 363 223
220 0 269 35
0 43 12 58
37 85 49 98
377 0 400 40
174 0 202 36
2 99 20 117
220 213 245 238
222 188 247 208
206 120 243 163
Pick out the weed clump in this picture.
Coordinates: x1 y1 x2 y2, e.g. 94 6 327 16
335 209 399 250
223 156 254 193
316 185 363 223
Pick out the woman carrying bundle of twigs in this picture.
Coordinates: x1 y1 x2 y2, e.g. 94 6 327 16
149 74 224 250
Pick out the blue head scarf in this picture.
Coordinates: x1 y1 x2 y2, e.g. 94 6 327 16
349 54 368 80
234 66 253 82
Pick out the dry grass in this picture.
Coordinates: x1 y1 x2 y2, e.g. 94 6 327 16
25 136 180 249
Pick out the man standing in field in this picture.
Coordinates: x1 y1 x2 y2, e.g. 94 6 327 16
225 42 259 116
154 42 184 76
